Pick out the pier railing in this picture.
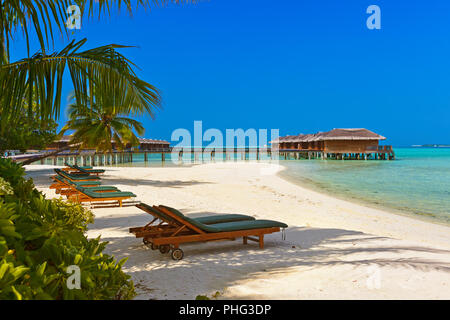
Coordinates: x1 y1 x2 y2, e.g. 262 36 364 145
366 145 392 152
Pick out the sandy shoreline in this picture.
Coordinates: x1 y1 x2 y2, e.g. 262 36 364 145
25 162 450 299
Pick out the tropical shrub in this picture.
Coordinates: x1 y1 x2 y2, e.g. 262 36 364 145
0 158 135 299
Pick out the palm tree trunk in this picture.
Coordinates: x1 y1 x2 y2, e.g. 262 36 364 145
20 144 81 166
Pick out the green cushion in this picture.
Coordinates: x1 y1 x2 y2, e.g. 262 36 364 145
140 204 255 225
139 203 175 222
160 206 287 232
159 206 218 231
77 186 119 192
79 188 136 198
71 180 101 186
55 168 89 177
55 175 102 186
195 214 255 224
203 220 288 232
55 169 100 180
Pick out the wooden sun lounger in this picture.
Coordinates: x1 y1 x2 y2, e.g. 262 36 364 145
130 203 257 247
53 169 101 182
62 163 93 173
63 163 105 176
67 187 136 207
50 175 102 194
131 204 287 260
60 183 119 198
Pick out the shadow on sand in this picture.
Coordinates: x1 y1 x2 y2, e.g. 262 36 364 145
25 167 212 189
88 213 450 299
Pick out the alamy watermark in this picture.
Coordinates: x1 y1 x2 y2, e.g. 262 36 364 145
170 121 280 168
366 5 381 30
66 4 82 30
66 265 81 290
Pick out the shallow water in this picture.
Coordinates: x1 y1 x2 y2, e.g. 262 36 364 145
278 148 450 224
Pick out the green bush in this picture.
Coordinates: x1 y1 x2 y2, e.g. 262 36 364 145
0 158 135 299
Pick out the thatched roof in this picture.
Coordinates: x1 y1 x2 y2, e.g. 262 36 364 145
318 128 386 141
272 128 386 143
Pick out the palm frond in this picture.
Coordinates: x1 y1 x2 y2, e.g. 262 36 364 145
1 1 197 60
1 38 161 122
0 0 71 58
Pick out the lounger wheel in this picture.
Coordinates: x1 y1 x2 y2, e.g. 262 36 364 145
171 248 184 261
143 238 150 245
159 244 171 254
151 243 159 250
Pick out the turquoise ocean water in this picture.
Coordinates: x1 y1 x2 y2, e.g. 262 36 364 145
277 148 450 224
42 147 449 224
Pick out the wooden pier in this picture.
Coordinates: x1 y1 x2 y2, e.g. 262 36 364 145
12 144 395 166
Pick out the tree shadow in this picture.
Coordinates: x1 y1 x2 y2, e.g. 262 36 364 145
24 167 212 190
88 218 450 299
24 168 57 187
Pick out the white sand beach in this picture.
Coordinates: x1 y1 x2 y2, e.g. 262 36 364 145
26 162 450 300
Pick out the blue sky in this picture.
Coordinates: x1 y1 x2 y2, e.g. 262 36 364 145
9 0 450 146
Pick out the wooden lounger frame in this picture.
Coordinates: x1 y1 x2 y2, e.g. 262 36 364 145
67 190 133 207
130 204 193 240
50 177 99 195
62 164 104 176
132 205 283 260
50 176 133 207
53 173 100 182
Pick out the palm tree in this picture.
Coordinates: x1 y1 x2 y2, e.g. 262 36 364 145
20 86 149 165
63 96 146 152
1 1 190 157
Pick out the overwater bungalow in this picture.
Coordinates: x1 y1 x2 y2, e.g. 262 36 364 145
271 128 394 160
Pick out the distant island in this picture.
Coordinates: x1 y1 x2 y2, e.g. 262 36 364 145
411 144 450 148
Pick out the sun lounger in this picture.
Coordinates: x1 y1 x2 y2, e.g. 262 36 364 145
54 168 101 182
131 204 287 260
63 162 93 172
67 186 136 207
63 163 105 175
50 175 101 194
129 203 257 245
50 175 121 197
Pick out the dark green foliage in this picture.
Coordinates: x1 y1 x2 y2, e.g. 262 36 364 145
0 115 58 154
0 158 135 299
